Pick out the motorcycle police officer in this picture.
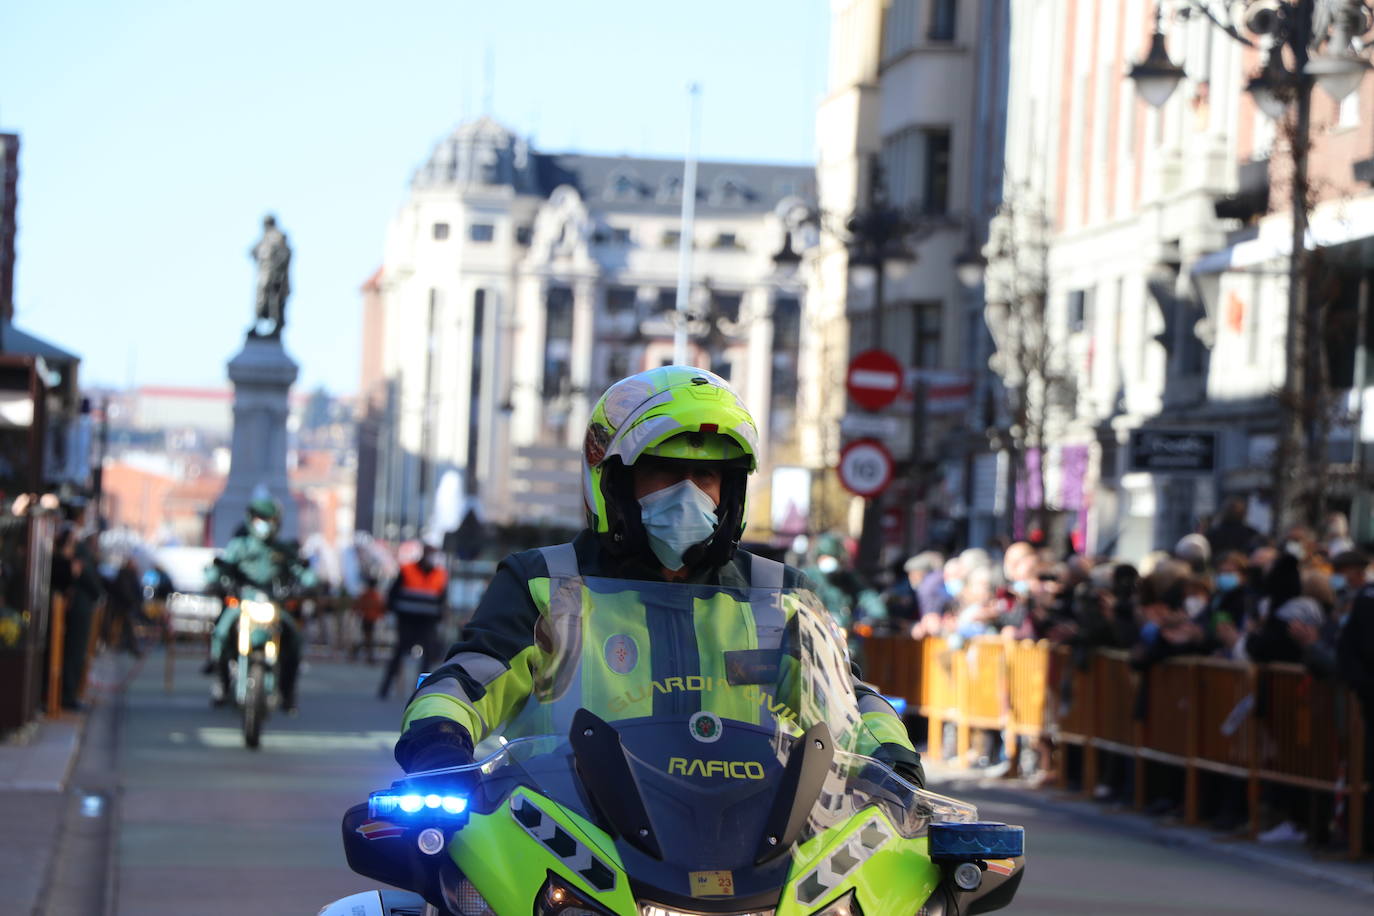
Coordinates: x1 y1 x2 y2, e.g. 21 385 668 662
394 367 924 788
206 495 316 711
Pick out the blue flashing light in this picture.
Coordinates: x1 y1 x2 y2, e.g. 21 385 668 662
882 694 908 715
928 822 1025 861
368 790 470 820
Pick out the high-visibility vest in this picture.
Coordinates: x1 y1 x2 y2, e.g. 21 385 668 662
392 562 448 616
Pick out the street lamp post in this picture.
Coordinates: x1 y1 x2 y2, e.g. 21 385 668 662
845 155 916 576
1129 0 1374 535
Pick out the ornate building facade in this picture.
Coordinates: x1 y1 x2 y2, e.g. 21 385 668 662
363 118 815 539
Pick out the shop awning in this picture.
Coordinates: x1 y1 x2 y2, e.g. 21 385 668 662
1191 191 1374 276
0 321 80 365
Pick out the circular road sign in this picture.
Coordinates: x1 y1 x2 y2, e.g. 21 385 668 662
846 349 904 412
838 439 894 498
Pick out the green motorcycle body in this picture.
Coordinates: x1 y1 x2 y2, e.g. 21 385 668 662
332 581 1024 916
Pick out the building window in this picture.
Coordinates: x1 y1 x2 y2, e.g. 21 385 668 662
543 286 574 399
606 349 634 383
432 222 450 240
771 297 802 439
1340 91 1361 129
606 226 632 245
662 229 682 249
881 126 952 214
606 286 637 315
712 356 732 380
887 301 942 369
1068 288 1095 332
928 0 957 42
468 290 485 479
923 129 951 214
713 232 741 250
882 0 918 61
655 288 678 313
515 225 533 246
772 296 801 350
712 292 743 322
710 176 750 206
469 223 495 243
913 302 942 368
606 173 643 201
658 176 683 202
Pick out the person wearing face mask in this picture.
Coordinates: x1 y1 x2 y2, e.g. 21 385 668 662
204 495 315 710
393 367 924 788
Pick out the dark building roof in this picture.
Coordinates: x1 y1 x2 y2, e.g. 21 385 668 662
533 153 815 216
412 117 814 215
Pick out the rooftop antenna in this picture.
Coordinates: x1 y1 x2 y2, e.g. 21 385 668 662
483 45 495 117
673 83 701 366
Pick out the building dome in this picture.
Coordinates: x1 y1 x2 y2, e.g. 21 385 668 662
412 116 537 191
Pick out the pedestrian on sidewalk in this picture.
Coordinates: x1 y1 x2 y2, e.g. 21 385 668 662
352 576 385 665
60 534 104 711
378 541 448 700
103 555 144 657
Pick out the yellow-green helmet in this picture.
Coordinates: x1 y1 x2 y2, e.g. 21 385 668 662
583 366 759 565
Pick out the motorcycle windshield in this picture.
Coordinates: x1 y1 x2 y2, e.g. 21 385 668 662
455 578 974 908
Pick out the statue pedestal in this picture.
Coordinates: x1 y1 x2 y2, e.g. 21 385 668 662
210 335 299 546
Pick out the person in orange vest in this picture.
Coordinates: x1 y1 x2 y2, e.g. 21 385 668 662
378 540 449 700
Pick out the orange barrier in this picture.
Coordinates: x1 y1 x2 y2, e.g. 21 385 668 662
45 593 67 719
858 634 1369 860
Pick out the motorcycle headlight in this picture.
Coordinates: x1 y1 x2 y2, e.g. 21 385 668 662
535 872 615 916
244 601 277 624
809 889 862 916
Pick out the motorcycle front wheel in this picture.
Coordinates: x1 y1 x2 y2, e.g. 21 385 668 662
243 657 267 749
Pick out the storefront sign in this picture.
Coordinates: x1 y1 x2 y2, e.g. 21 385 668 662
1127 430 1216 473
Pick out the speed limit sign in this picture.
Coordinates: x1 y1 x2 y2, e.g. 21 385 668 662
838 439 894 498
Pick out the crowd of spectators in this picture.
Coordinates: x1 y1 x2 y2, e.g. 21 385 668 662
801 498 1374 849
867 500 1371 694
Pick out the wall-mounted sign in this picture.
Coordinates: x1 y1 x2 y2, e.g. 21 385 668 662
1127 429 1216 473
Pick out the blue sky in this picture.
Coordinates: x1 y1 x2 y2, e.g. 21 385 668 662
1 0 827 395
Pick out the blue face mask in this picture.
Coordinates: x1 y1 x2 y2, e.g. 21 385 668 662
638 478 720 571
1012 580 1031 597
250 518 274 539
1330 573 1347 593
944 579 965 598
1216 572 1241 592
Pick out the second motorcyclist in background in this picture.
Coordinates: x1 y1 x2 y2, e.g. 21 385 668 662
205 495 316 711
392 366 925 787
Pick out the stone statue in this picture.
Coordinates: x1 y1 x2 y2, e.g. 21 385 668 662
250 214 291 338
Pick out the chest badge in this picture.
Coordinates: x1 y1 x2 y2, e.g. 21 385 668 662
603 634 639 674
689 711 722 743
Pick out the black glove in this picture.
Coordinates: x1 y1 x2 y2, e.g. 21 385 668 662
394 717 475 774
873 742 927 790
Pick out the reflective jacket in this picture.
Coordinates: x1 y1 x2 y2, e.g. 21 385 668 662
395 530 914 768
388 561 449 617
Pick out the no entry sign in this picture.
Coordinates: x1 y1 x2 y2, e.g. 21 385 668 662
838 439 894 498
846 349 904 412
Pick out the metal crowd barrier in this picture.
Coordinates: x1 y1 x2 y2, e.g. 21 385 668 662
861 634 1369 860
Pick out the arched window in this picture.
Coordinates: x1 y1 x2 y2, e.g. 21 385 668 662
605 172 642 201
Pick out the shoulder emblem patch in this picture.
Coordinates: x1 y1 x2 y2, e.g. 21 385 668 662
603 634 639 674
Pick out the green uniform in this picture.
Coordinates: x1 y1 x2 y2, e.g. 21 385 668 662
208 529 316 702
395 530 917 772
